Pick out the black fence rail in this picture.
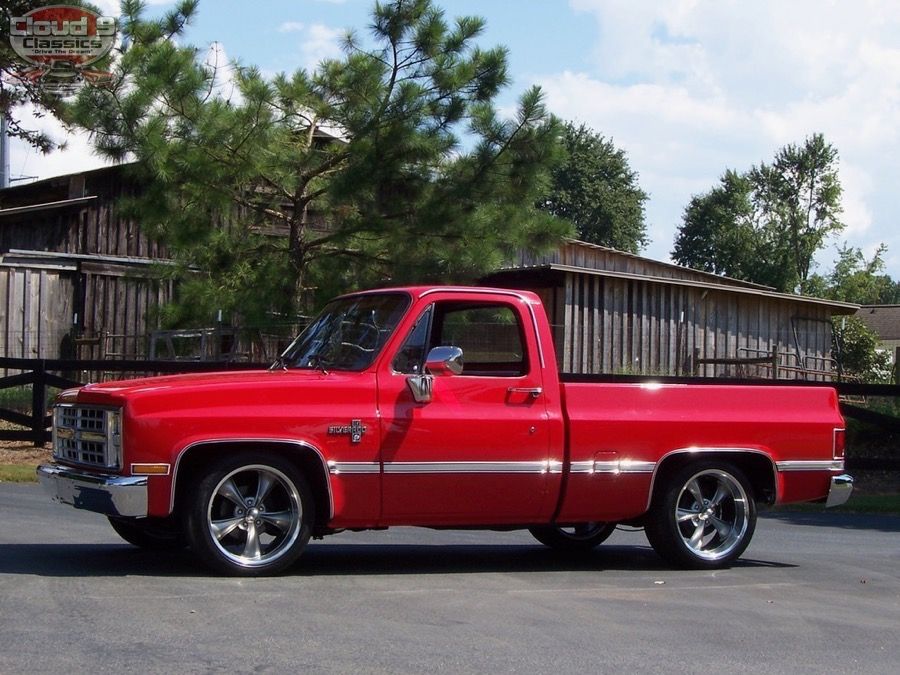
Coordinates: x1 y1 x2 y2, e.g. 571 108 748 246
0 357 267 445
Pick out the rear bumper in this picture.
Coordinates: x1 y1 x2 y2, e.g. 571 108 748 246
37 463 148 517
825 473 854 508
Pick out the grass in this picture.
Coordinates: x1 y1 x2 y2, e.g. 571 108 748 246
0 464 39 483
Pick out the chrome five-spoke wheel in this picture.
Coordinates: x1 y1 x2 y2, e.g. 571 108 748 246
674 468 750 561
184 453 314 576
207 465 302 568
645 460 757 569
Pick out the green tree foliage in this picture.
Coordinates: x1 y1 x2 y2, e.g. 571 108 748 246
539 122 647 252
832 316 892 384
671 170 759 280
68 0 569 325
751 134 844 291
806 244 900 305
804 244 900 383
672 134 844 293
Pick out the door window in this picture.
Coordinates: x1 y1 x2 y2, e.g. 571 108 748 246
393 302 527 377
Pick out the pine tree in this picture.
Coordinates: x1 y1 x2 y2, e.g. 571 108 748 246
68 0 570 325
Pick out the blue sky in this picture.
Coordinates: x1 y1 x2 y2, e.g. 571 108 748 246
11 0 900 281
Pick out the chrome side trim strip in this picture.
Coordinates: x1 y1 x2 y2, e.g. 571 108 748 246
383 460 553 474
591 461 619 473
547 460 564 474
776 460 845 472
570 460 595 474
617 460 656 473
328 461 381 474
570 459 657 475
171 438 335 519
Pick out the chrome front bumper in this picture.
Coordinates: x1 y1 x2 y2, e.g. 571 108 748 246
37 463 148 517
825 473 854 508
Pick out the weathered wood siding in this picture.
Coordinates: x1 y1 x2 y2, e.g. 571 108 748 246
0 266 75 359
0 263 173 360
0 167 172 361
0 170 166 260
77 266 174 360
537 272 835 379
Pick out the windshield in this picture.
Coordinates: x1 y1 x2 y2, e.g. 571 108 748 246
280 293 411 371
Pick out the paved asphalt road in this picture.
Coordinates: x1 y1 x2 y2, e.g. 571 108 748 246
1 483 898 674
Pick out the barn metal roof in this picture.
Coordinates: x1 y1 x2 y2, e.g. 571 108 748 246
489 262 859 315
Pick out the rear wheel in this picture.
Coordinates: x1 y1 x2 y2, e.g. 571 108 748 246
529 522 616 551
108 516 181 550
183 452 314 576
645 460 756 569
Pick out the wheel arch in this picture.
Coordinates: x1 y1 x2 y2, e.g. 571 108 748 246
171 439 333 529
647 448 778 511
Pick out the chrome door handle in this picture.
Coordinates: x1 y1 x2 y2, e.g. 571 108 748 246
507 387 543 399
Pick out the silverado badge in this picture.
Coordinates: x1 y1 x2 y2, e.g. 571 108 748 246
328 419 367 444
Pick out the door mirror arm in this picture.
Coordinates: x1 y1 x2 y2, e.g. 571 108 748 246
405 346 464 403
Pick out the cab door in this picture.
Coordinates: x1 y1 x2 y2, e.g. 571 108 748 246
377 294 554 525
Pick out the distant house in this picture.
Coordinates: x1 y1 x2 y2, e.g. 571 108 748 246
855 305 900 371
3 165 860 379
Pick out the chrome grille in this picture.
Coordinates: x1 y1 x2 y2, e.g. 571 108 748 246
53 405 121 470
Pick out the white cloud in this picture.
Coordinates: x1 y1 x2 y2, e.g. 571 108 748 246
278 22 305 33
297 23 344 72
539 0 900 276
89 0 121 15
838 164 875 237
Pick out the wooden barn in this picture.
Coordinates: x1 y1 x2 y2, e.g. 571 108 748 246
484 240 858 380
0 166 172 361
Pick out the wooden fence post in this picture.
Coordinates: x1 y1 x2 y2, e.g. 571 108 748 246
771 350 779 380
31 361 47 447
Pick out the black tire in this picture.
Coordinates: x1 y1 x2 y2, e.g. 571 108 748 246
182 452 314 576
529 522 617 551
645 460 757 569
108 516 182 550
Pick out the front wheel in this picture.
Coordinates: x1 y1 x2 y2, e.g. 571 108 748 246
645 461 756 569
529 522 617 551
183 452 314 576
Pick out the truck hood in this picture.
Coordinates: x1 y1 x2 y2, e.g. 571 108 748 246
68 369 374 418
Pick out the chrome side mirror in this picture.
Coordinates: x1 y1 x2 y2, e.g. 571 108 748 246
406 346 464 403
425 346 464 376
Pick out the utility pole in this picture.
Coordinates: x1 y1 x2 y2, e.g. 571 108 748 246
1 115 9 189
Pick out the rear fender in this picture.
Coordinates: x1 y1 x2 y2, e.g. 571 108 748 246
648 447 778 510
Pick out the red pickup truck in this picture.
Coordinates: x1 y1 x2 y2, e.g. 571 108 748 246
38 286 853 575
